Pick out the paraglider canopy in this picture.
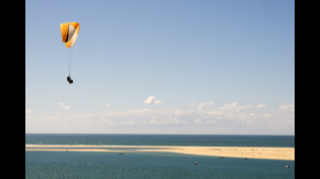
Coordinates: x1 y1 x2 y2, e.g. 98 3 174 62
60 22 80 48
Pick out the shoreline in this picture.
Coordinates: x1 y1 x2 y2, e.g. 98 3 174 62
25 145 294 161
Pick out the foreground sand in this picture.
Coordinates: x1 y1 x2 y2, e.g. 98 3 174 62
26 145 294 161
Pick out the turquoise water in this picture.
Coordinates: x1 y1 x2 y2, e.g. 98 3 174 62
26 134 294 178
26 151 294 179
26 134 294 147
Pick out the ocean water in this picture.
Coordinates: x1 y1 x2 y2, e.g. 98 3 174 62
26 134 294 147
26 151 294 179
25 134 295 178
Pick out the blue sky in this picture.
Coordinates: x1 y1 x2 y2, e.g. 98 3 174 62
26 0 294 134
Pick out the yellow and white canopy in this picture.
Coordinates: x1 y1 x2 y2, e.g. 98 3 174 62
60 22 80 48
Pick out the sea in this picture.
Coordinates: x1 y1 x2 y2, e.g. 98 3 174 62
26 134 295 179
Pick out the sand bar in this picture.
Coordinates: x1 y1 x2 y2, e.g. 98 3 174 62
26 145 294 161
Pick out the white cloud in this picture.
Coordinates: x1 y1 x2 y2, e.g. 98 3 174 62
122 119 135 125
27 102 293 135
102 103 110 107
173 117 180 124
154 100 163 104
144 117 161 124
188 101 214 110
175 110 183 116
218 102 238 110
26 108 33 115
193 118 216 124
198 101 214 110
193 119 202 124
225 113 234 118
26 108 33 119
256 104 267 109
128 109 150 113
207 110 225 115
144 95 163 104
262 113 274 118
188 103 196 106
145 116 187 125
236 104 266 112
279 103 294 111
217 102 266 112
59 103 70 110
175 110 195 116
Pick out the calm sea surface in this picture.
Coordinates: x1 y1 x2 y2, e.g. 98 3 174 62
26 134 294 147
25 134 294 179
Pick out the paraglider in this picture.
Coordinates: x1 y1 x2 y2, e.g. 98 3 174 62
60 22 80 84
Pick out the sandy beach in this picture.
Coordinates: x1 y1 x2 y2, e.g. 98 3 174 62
26 145 294 161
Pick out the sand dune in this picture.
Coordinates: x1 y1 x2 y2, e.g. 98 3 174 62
25 145 294 160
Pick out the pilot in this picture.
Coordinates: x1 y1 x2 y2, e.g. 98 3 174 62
67 76 73 84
